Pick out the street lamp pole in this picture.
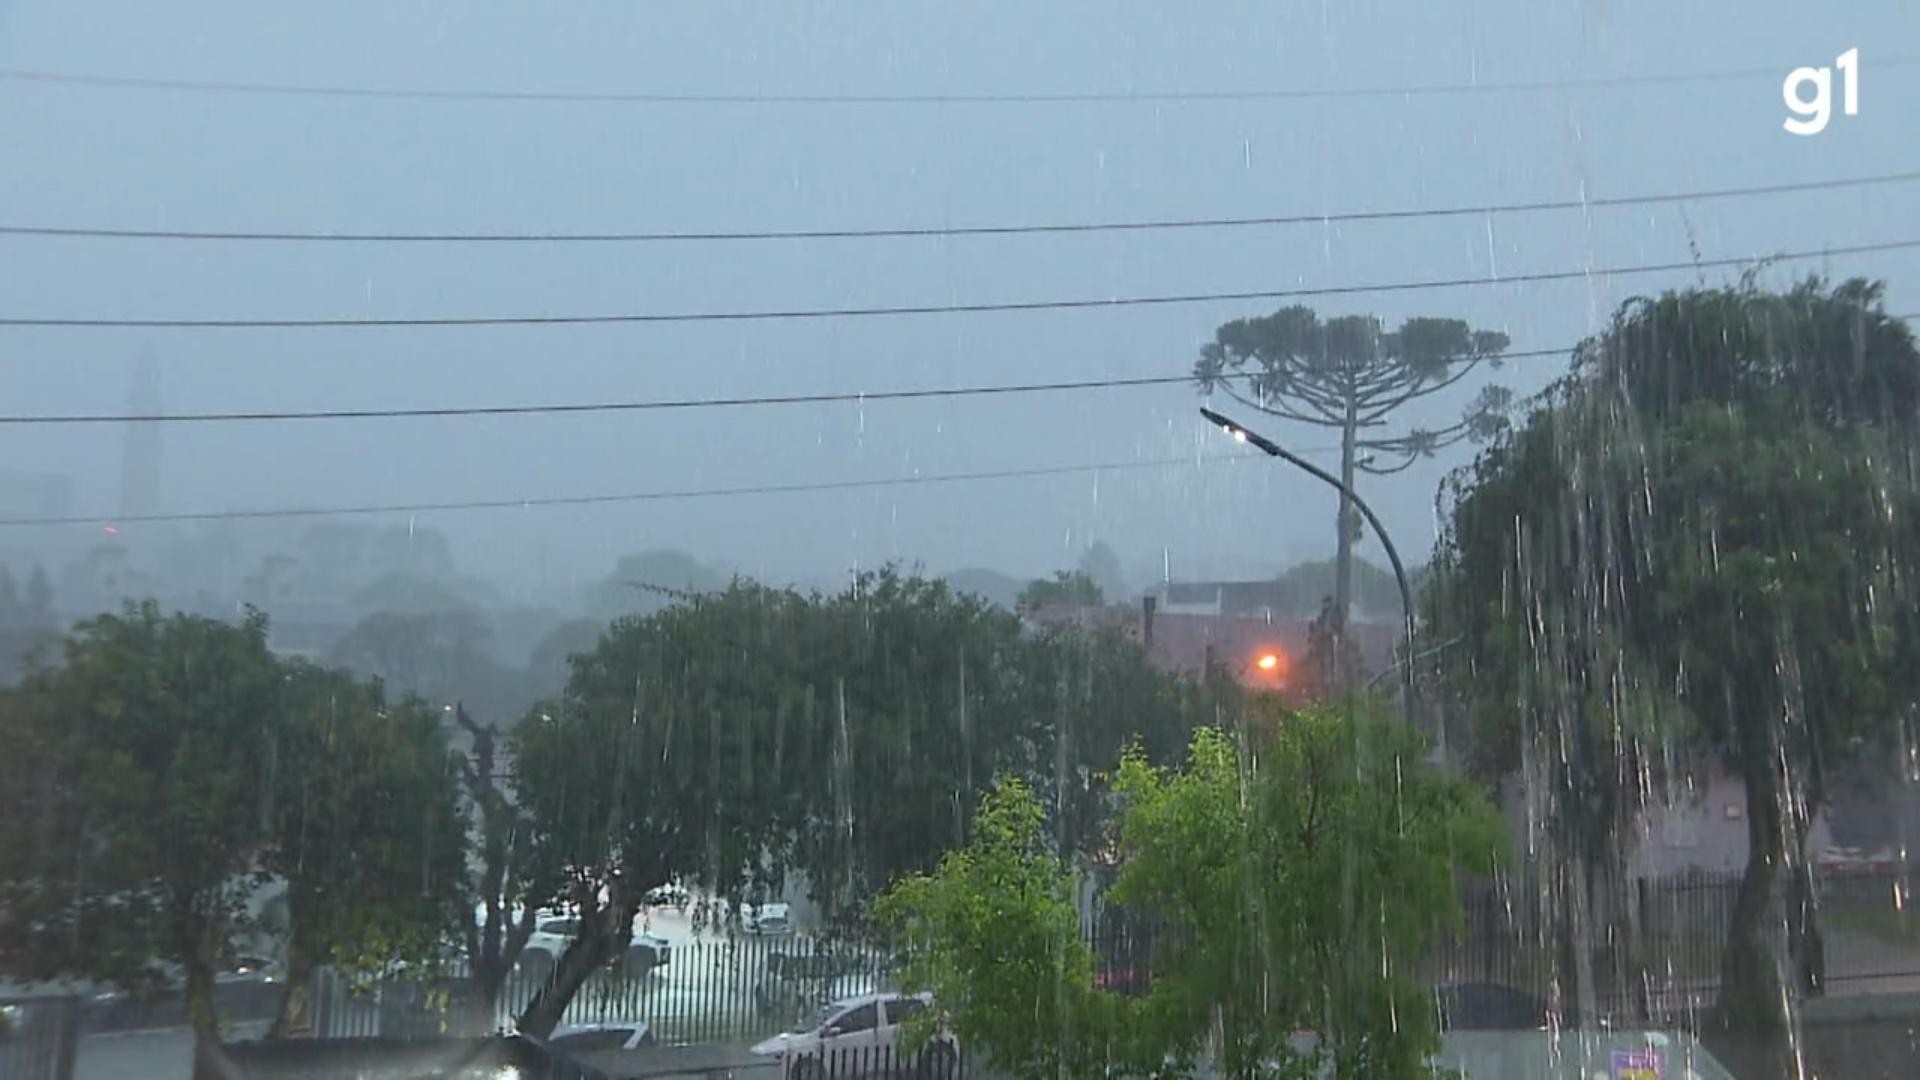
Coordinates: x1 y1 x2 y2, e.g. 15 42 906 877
1200 406 1418 727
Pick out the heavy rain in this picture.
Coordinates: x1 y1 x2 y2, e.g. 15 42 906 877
0 4 1917 1079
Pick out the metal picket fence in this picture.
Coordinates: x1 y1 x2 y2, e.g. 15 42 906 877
0 995 79 1080
311 865 1920 1051
315 931 901 1045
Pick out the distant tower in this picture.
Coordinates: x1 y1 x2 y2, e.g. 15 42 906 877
120 347 164 520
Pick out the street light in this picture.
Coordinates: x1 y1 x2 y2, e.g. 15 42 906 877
1200 406 1418 727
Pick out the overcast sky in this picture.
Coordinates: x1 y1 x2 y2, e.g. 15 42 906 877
1 1 1915 601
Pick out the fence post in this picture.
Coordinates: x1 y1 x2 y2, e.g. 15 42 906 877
54 994 80 1080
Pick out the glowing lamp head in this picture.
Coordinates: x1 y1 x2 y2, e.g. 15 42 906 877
1256 653 1280 672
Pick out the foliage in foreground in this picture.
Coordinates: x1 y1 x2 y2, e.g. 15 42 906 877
879 778 1126 1080
1113 711 1502 1079
879 704 1502 1080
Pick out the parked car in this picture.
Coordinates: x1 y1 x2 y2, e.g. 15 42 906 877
645 883 691 909
548 1021 658 1053
83 953 284 1031
488 907 673 980
750 992 957 1080
743 901 794 936
754 947 890 1021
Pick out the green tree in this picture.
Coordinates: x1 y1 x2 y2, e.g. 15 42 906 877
1111 712 1501 1080
521 616 603 701
1016 570 1104 613
1195 306 1510 631
454 704 555 1030
878 778 1128 1080
263 665 468 1037
506 568 1205 1031
941 567 1025 611
508 581 814 1035
328 609 526 719
1013 625 1218 865
1425 278 1920 1066
587 549 725 619
0 603 284 1074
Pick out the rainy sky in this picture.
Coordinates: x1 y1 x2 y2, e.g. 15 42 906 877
0 1 1915 601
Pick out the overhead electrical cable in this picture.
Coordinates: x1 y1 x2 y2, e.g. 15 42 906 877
3 58 1914 105
0 454 1276 528
3 239 1913 330
4 172 1914 244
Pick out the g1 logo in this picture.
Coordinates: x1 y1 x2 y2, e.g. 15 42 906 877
1783 48 1859 136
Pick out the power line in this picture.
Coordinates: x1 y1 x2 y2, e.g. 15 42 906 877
3 58 1914 106
5 239 1915 330
10 308 1910 427
0 454 1272 528
0 343 1588 425
0 372 1199 424
7 171 1916 244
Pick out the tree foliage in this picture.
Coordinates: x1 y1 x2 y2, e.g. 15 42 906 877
881 707 1501 1080
1195 305 1510 625
1016 570 1105 613
1424 277 1920 1061
1112 712 1501 1079
586 549 725 619
0 603 283 1066
0 602 475 1065
1194 307 1512 469
511 567 1205 1030
328 609 527 720
263 665 467 1036
878 778 1128 1080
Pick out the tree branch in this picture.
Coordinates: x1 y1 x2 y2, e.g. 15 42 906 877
1217 381 1342 429
1246 358 1352 423
1357 356 1484 424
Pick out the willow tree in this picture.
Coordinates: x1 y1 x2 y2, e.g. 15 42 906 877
1426 277 1920 1069
1194 306 1510 633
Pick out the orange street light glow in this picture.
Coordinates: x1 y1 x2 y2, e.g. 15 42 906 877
1256 653 1280 672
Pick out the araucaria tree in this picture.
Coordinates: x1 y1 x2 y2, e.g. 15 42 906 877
1194 306 1510 635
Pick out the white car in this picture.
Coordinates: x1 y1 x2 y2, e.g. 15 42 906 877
485 907 673 977
750 992 957 1080
742 901 794 936
547 1020 658 1053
